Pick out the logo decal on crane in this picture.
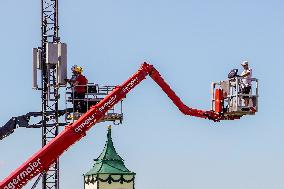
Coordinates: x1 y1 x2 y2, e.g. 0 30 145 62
122 77 139 93
4 158 42 189
98 95 117 113
74 114 96 133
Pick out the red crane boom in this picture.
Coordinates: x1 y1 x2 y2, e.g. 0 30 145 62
0 62 239 189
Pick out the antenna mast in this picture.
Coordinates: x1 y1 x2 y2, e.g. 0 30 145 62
40 0 60 188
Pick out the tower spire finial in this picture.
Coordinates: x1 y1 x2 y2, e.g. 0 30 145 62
107 125 112 141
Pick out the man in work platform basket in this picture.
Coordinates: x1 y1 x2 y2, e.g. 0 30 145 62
240 61 253 110
66 65 88 113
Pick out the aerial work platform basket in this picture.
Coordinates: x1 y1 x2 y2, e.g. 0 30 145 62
65 83 123 124
212 77 259 118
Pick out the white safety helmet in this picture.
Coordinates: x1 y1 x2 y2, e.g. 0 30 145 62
241 61 249 66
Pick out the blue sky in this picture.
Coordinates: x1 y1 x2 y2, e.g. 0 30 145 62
0 0 284 189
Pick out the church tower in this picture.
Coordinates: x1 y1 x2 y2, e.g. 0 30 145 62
84 126 136 189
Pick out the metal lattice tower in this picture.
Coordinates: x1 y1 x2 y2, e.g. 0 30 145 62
41 0 60 188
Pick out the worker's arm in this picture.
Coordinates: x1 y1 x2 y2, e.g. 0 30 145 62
64 79 74 84
73 81 79 86
241 70 251 77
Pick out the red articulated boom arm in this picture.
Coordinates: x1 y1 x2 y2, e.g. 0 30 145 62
0 62 236 189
